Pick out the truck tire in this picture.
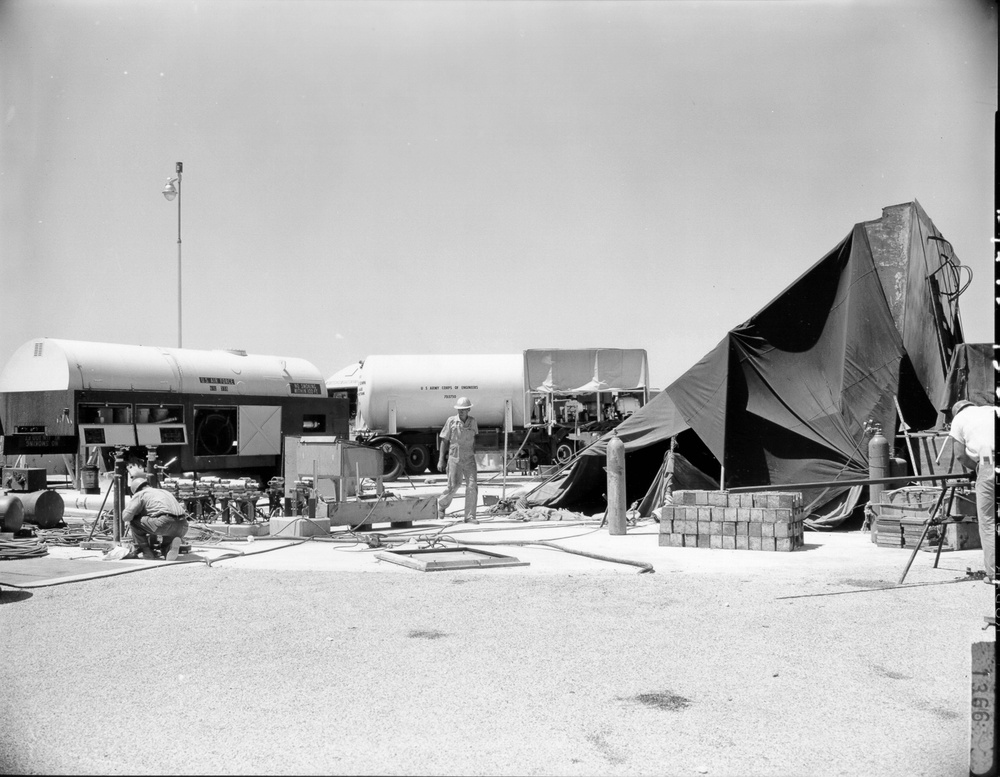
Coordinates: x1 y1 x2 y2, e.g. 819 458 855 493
373 439 405 481
404 444 430 476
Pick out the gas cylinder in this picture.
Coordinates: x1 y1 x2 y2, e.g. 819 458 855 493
868 425 890 518
607 431 627 535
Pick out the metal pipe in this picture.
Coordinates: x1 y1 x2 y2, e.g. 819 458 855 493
726 471 972 493
176 161 182 348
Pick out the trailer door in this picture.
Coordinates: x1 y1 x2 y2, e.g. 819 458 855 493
238 405 282 456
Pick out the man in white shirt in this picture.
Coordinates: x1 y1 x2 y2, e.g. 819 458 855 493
948 400 996 583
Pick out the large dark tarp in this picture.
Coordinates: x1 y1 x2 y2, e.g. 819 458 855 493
527 202 967 527
936 343 994 419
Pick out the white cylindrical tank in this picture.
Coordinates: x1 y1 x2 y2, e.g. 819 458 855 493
356 355 526 431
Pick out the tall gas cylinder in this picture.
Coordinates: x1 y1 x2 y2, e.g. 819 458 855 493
607 431 627 535
868 424 890 519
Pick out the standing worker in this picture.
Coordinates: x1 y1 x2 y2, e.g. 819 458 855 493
948 400 996 584
437 397 479 524
122 475 190 560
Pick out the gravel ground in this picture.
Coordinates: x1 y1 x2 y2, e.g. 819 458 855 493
0 529 994 777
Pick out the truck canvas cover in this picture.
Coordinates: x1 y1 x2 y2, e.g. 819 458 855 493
523 349 649 394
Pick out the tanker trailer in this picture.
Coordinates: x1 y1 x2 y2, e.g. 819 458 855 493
348 354 529 479
329 349 650 480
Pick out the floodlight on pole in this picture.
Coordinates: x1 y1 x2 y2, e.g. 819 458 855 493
161 162 183 347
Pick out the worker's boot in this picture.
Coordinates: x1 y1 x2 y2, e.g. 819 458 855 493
164 536 183 562
133 534 157 561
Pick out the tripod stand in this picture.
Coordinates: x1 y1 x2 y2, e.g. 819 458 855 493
897 480 971 585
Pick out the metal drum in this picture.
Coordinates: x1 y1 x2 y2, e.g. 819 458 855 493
0 495 24 532
18 489 65 529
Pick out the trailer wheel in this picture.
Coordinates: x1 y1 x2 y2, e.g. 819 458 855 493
404 444 430 476
374 440 405 481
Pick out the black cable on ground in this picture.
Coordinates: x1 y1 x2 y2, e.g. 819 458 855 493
0 537 49 559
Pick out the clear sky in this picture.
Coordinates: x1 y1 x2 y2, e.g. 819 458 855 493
1 0 995 390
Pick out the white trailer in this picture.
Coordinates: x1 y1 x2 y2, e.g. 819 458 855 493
326 349 650 479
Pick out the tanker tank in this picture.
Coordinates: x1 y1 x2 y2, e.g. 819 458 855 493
356 354 527 432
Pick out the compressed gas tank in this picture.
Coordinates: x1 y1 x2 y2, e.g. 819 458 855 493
19 489 65 529
356 354 527 431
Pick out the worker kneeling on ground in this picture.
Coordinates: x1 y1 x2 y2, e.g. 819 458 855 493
122 476 190 560
437 397 479 524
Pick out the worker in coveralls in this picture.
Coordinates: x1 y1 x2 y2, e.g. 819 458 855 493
948 400 996 584
122 475 190 560
437 397 479 524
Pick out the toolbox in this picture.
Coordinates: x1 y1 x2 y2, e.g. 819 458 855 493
2 467 48 493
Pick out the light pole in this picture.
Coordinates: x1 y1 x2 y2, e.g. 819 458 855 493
162 162 183 348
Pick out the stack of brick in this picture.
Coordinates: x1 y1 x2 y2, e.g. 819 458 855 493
658 490 805 551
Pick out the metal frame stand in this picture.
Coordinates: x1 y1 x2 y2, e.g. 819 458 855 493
897 482 965 585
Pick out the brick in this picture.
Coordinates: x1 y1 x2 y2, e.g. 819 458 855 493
678 520 697 535
750 508 765 522
735 521 748 535
722 535 736 549
723 507 738 521
661 505 677 521
727 492 743 508
722 522 736 536
694 491 709 505
774 507 793 523
774 522 792 538
659 532 676 547
697 507 713 522
740 494 755 508
709 521 722 535
697 534 712 548
684 534 698 547
748 522 762 537
710 534 724 549
735 535 749 550
748 535 763 551
678 490 697 505
761 508 778 523
774 493 796 509
761 522 775 537
682 506 696 521
760 537 776 551
775 537 795 552
736 507 750 522
709 491 727 507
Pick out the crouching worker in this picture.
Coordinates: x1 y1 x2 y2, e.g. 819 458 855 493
122 475 189 560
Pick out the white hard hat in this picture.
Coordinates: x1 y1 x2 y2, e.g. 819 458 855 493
454 397 473 410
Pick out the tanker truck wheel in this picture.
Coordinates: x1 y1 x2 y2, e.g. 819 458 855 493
554 441 575 465
373 439 405 481
404 444 430 476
